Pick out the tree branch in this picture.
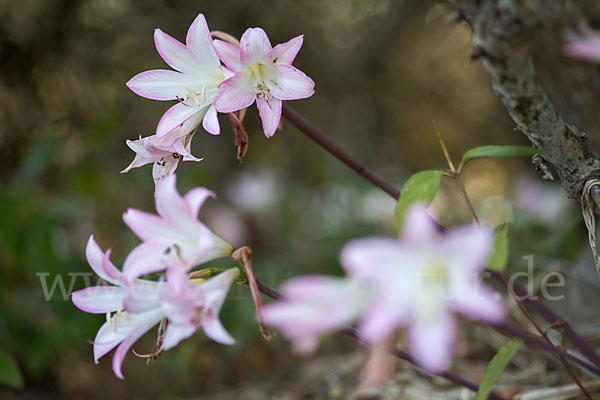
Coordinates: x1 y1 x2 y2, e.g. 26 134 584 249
448 0 600 199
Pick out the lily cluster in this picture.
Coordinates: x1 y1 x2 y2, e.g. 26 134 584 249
72 174 237 378
263 205 506 372
123 13 315 187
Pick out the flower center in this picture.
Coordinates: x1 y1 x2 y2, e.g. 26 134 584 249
106 307 130 332
423 262 448 287
249 63 273 99
178 85 206 106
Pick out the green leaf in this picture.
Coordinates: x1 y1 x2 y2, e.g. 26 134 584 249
475 339 522 400
395 170 442 232
0 351 24 390
460 145 541 169
487 224 509 272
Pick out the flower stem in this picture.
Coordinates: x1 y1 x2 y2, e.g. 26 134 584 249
233 246 271 340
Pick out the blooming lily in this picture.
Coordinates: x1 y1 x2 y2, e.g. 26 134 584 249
565 22 600 63
340 204 505 372
72 236 238 379
262 276 371 353
122 174 233 291
121 132 202 188
126 13 227 136
213 28 315 137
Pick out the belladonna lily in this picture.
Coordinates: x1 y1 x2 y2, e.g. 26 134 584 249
72 236 238 379
121 132 202 188
122 173 233 292
340 204 506 372
126 13 227 136
262 276 372 354
213 28 315 137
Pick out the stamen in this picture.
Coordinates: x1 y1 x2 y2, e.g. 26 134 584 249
201 85 206 102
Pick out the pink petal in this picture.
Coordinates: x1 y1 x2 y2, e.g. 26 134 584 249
93 321 130 363
183 186 215 219
162 323 196 350
112 308 164 379
272 35 303 65
122 243 168 281
213 72 256 113
72 286 126 314
154 28 198 74
268 64 314 101
185 13 221 69
339 237 407 280
402 204 439 246
440 226 492 273
239 27 272 66
450 285 506 323
122 281 162 313
202 314 235 345
122 208 173 242
213 40 243 71
202 104 220 135
408 314 456 373
85 236 121 285
126 70 187 100
156 102 204 138
256 96 282 138
154 174 195 231
358 298 408 343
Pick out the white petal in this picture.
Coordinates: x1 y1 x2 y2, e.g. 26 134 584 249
186 14 221 70
162 323 196 350
239 27 272 66
154 28 199 74
267 64 314 101
202 104 220 135
256 96 282 138
272 35 304 65
126 69 187 100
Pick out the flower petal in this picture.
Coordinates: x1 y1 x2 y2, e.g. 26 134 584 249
272 35 304 65
122 208 173 242
85 236 121 285
402 204 439 245
202 314 235 345
122 242 168 281
183 186 215 219
267 64 314 101
450 284 506 323
256 96 282 138
213 40 243 71
72 286 127 314
111 308 164 379
154 174 196 231
340 237 408 280
151 153 181 185
213 72 256 113
358 297 408 343
126 70 187 100
162 323 196 350
202 104 220 135
154 28 199 74
186 13 221 70
156 102 205 138
122 280 162 313
408 314 456 373
239 27 272 66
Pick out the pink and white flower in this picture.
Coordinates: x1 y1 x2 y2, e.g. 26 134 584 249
264 204 505 372
121 132 202 188
126 14 227 136
72 236 238 379
213 29 315 137
122 174 233 291
565 21 600 63
262 276 371 353
341 204 505 372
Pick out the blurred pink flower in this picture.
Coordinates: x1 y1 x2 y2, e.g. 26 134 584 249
72 236 238 379
514 175 570 224
264 205 505 372
262 276 371 353
213 29 315 137
122 174 233 292
341 204 505 372
565 22 600 63
126 14 228 136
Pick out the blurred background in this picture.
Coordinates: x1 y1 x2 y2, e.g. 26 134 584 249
2 0 600 398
